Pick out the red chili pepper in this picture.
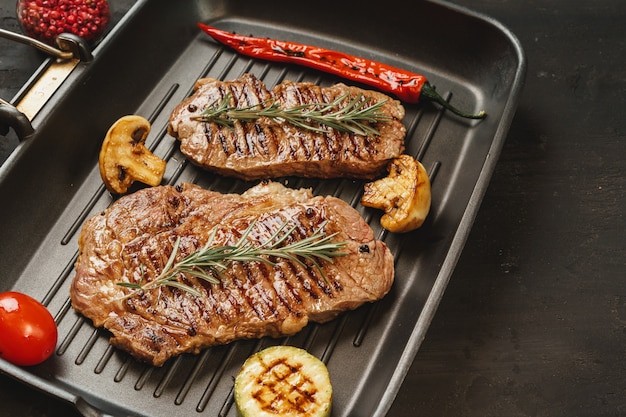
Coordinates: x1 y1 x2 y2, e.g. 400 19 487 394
197 22 486 120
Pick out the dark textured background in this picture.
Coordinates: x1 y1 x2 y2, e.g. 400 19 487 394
1 0 625 416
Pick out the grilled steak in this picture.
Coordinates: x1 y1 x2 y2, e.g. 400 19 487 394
168 73 406 180
71 182 394 366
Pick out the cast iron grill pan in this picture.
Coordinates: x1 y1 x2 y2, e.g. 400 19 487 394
0 1 525 416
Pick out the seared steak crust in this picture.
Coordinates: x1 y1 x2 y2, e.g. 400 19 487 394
71 182 394 366
168 73 406 180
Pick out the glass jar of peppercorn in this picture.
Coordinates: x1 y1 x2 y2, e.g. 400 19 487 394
16 0 111 46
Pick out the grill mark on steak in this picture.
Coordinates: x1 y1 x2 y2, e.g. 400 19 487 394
295 83 320 160
168 73 405 180
234 83 251 157
287 261 319 301
207 281 229 323
273 266 303 314
230 263 267 321
287 82 334 163
211 121 229 157
233 75 271 159
313 98 333 161
71 182 394 366
251 261 288 317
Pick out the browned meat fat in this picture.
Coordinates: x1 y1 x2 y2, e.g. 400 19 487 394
71 182 394 366
167 73 406 180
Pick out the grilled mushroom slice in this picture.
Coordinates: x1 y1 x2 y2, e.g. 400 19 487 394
98 115 166 194
361 154 431 233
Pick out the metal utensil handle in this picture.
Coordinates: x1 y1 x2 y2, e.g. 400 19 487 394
0 28 93 61
0 27 73 59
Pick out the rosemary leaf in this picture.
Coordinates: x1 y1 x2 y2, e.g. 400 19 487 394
161 281 202 297
117 219 347 299
193 92 391 136
116 282 143 289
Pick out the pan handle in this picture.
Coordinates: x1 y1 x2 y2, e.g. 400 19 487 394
0 99 34 141
0 30 94 141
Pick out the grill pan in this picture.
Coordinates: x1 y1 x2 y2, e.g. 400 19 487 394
0 0 525 415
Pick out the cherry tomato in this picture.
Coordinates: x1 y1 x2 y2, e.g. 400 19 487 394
0 291 58 366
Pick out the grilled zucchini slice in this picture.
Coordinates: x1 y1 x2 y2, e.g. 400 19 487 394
234 345 332 417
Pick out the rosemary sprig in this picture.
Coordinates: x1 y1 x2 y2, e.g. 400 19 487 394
117 220 347 298
192 92 392 136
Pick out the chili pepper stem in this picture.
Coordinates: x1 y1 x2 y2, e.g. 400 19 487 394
421 82 486 119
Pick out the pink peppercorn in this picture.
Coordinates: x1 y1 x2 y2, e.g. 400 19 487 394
16 0 110 46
